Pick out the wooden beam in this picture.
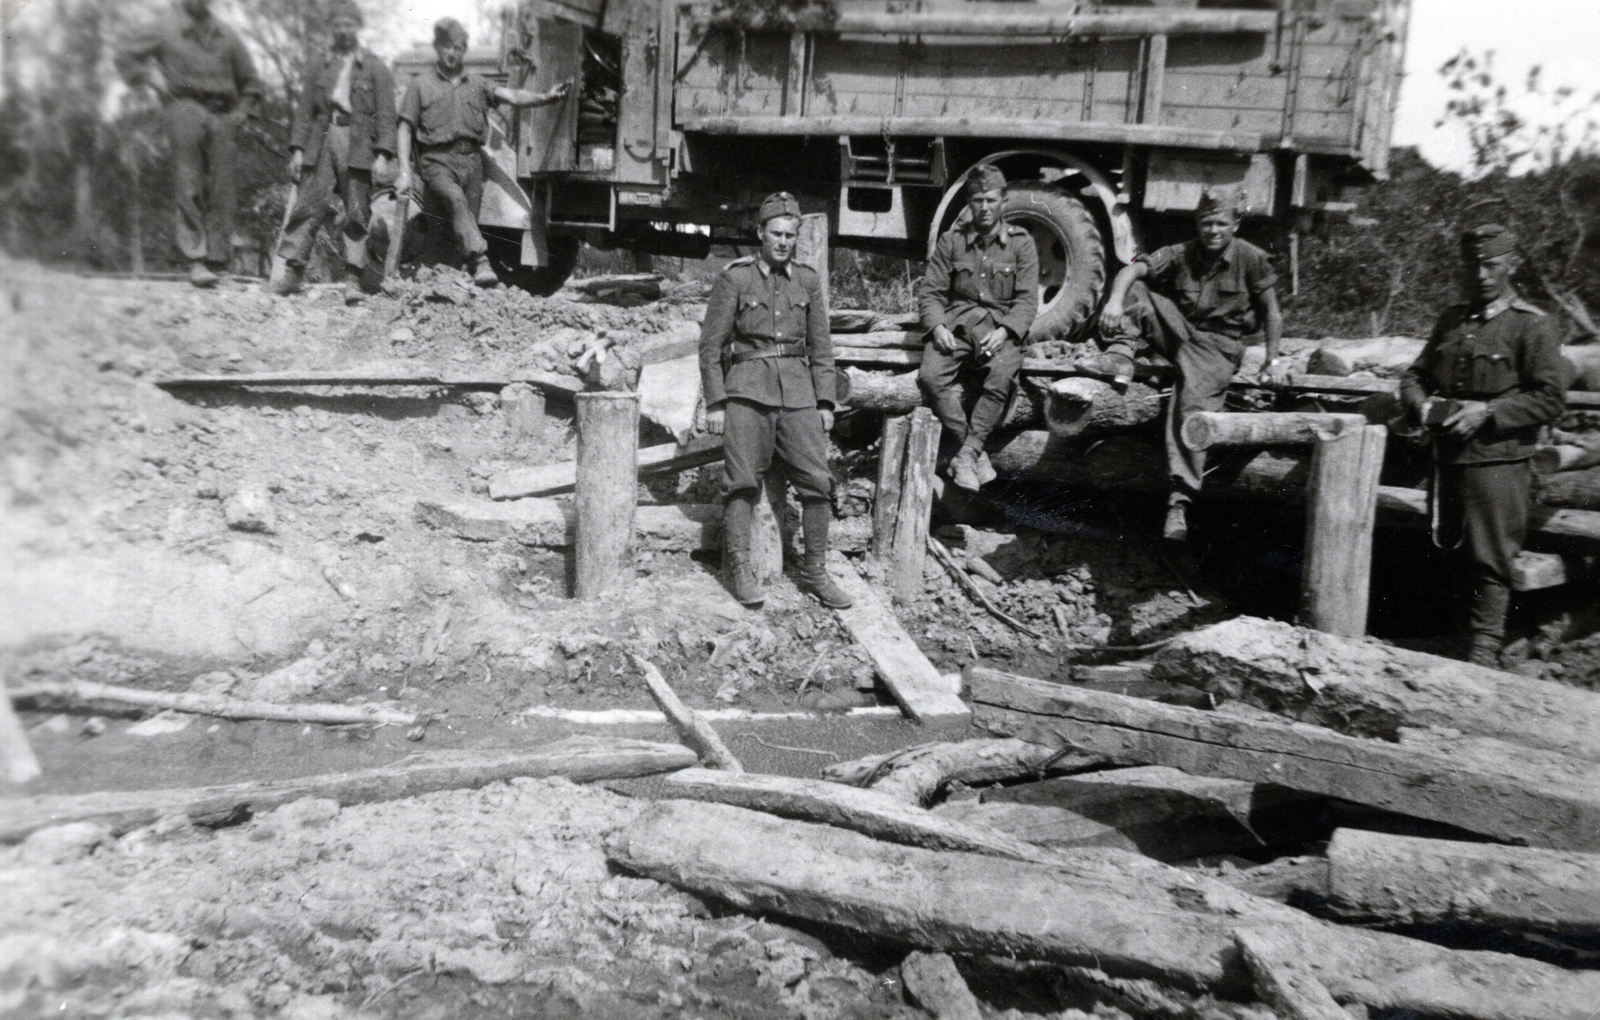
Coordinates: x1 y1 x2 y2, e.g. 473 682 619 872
489 435 724 501
969 666 1600 850
681 116 1262 154
699 8 1281 37
1299 425 1386 637
1 738 696 843
1510 550 1582 591
156 369 583 393
890 408 939 602
1234 930 1350 1020
609 799 1600 1019
872 414 911 560
574 392 639 599
827 559 969 721
8 679 417 728
900 952 982 1020
1180 411 1370 451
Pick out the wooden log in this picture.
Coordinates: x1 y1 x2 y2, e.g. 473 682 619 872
1305 337 1427 378
609 800 1600 1019
1155 616 1600 763
842 367 1042 427
700 9 1281 39
574 391 639 599
1 685 42 785
891 408 940 602
900 952 982 1020
1044 376 1164 437
0 737 696 843
826 558 969 721
932 800 1143 853
873 414 911 560
1536 464 1600 511
1299 425 1386 637
489 435 724 500
570 273 662 300
831 309 916 334
969 666 1600 850
660 768 1063 864
1510 550 1584 590
1234 930 1350 1020
1314 828 1600 936
979 765 1319 862
633 657 743 772
1180 412 1370 451
156 369 583 394
821 739 1104 805
1532 443 1600 474
9 679 417 728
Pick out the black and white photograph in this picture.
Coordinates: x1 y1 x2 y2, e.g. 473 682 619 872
3 0 1600 1016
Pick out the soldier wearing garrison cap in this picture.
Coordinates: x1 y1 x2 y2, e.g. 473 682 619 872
1082 185 1284 542
916 164 1040 491
1401 220 1567 666
699 193 852 610
395 17 571 287
275 0 397 302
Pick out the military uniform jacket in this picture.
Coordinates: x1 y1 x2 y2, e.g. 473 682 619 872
289 48 397 172
1139 237 1277 339
699 256 836 410
918 222 1040 341
399 68 498 147
1400 297 1567 464
116 13 262 104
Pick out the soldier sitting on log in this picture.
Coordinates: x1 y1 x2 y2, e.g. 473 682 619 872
1400 221 1567 666
1079 189 1286 541
916 165 1040 492
699 193 853 611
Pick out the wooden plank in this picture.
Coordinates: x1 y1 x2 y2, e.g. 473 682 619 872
700 8 1281 36
827 558 969 721
1511 550 1580 591
489 435 724 500
890 408 939 602
969 667 1600 851
0 738 696 843
872 415 911 560
155 369 584 394
611 799 1600 1020
680 115 1261 153
1234 930 1350 1020
900 952 981 1020
1299 425 1386 637
9 679 417 729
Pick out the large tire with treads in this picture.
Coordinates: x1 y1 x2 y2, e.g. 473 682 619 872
1000 182 1107 343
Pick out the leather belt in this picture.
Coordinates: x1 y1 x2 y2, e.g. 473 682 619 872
730 343 808 365
331 110 353 127
422 138 482 155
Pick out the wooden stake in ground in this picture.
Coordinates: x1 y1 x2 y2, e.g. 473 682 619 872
574 391 639 599
873 414 912 560
891 407 940 602
633 656 743 772
610 799 1600 1020
0 737 696 843
1300 424 1386 637
1 683 42 785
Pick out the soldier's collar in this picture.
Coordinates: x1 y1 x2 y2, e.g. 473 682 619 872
1192 237 1234 267
965 220 1008 247
433 65 467 84
1476 293 1516 320
756 255 792 278
182 14 221 42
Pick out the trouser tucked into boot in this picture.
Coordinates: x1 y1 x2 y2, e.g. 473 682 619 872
798 499 851 609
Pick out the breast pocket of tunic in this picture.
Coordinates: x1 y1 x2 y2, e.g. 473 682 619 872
953 267 982 302
1470 345 1520 395
735 296 771 337
779 295 809 340
991 264 1016 302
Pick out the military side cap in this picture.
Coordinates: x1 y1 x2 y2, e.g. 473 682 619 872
434 17 469 46
1464 223 1518 261
328 0 363 25
966 164 1007 195
759 192 802 223
1195 187 1244 218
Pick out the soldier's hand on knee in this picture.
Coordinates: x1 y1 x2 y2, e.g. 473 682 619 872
979 327 1009 359
1442 400 1489 439
932 324 957 354
818 408 835 432
705 409 725 435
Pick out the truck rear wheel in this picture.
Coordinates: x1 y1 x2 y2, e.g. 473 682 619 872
483 230 580 297
1002 183 1106 343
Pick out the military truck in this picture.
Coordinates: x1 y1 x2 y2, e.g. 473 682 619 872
396 0 1408 341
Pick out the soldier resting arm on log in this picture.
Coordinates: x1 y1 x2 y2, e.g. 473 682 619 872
698 193 852 611
1079 188 1284 542
916 165 1040 493
1399 221 1567 666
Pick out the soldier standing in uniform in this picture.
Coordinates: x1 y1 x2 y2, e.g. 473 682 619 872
1400 223 1566 666
1081 190 1287 541
394 18 570 287
115 0 263 288
700 193 853 611
274 0 397 303
916 165 1039 491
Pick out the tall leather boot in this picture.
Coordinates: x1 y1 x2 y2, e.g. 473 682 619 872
722 494 763 607
1467 571 1510 668
798 500 853 609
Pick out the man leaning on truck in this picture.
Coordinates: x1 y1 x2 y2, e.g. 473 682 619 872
916 165 1040 492
395 18 570 287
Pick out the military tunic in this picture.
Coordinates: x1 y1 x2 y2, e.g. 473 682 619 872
916 222 1039 449
1108 237 1279 497
398 69 502 258
698 255 836 503
1400 296 1566 583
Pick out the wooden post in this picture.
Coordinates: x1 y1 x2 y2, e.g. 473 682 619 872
574 391 639 599
1 685 42 786
797 212 829 312
1181 411 1369 451
873 414 912 559
1299 424 1386 637
890 407 939 602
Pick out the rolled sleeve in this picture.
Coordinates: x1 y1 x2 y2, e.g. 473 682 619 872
917 233 956 336
805 271 836 408
398 83 421 127
1137 244 1181 285
997 234 1040 341
1245 249 1279 296
699 273 739 409
1489 316 1567 430
228 31 263 98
